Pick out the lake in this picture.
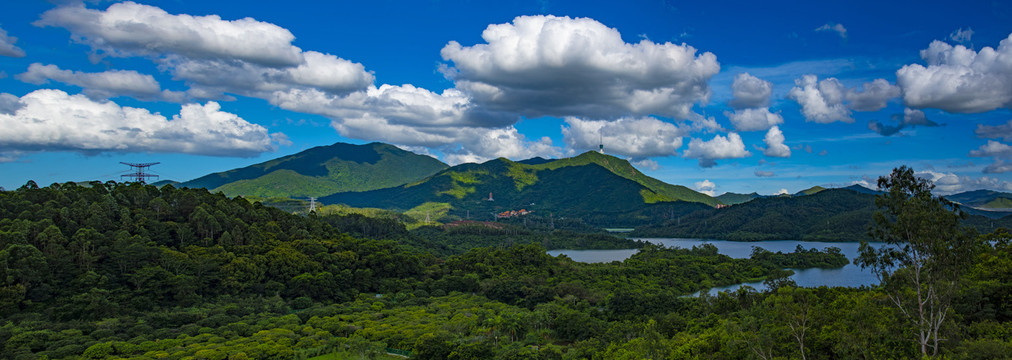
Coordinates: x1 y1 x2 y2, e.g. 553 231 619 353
547 238 886 295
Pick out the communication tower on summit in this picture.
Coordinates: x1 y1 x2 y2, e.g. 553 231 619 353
599 132 604 154
120 162 160 184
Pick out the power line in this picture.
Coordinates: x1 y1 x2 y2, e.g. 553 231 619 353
120 162 160 184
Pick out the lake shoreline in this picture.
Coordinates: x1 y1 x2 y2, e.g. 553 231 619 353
550 238 884 295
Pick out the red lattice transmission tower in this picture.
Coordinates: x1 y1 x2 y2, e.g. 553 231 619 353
120 162 160 184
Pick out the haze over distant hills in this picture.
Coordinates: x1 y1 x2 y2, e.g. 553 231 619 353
179 142 448 198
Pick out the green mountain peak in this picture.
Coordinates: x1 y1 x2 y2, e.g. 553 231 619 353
180 142 448 198
322 150 719 226
798 185 827 195
529 151 717 206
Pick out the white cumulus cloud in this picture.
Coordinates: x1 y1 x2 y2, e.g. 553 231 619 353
725 107 783 132
688 113 726 133
975 119 1012 141
561 117 687 158
729 72 773 109
440 15 720 119
897 34 1012 113
19 63 185 101
33 2 570 162
683 132 750 167
0 89 277 158
694 179 716 196
442 128 564 165
762 126 791 157
969 140 1012 158
0 26 25 57
31 3 736 164
726 73 781 132
968 140 1012 173
632 159 659 171
37 2 374 100
788 75 852 123
981 161 1012 174
269 85 510 140
0 93 24 115
169 50 374 99
846 78 901 111
269 85 562 163
36 1 304 66
789 75 901 123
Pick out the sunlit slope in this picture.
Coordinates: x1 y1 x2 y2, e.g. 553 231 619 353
180 142 448 198
321 152 717 221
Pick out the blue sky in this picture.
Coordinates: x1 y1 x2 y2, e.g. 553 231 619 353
1 0 1011 196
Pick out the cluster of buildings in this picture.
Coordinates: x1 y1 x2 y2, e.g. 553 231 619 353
496 209 533 219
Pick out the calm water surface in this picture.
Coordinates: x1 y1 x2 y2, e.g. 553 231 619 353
547 238 886 295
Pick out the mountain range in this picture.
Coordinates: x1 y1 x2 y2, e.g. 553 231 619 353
319 151 718 225
167 141 1012 232
715 192 761 205
633 186 1012 241
713 185 877 206
178 142 448 198
945 189 1012 209
634 188 879 241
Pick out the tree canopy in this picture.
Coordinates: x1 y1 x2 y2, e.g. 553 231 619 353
0 176 1010 359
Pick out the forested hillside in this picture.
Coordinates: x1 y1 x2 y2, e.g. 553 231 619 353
633 188 1012 241
0 181 834 358
1 180 1010 359
633 188 879 241
180 142 448 198
322 152 716 227
714 192 760 205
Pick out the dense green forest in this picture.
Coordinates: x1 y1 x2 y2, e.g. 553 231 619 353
2 179 1011 359
633 188 1012 241
632 189 879 241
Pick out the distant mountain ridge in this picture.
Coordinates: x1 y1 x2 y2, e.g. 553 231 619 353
715 184 878 206
180 142 448 198
516 157 553 165
321 151 718 225
796 185 827 196
841 184 881 195
945 189 1012 208
634 186 1012 240
942 189 1012 219
525 151 719 206
716 192 760 205
634 188 879 241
